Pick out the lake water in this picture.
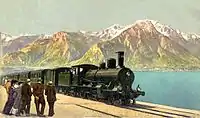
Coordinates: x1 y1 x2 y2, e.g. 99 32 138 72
132 72 200 110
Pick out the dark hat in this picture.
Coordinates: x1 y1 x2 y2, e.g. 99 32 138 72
18 82 23 85
11 80 18 86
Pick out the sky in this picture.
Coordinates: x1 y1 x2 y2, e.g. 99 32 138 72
0 0 200 35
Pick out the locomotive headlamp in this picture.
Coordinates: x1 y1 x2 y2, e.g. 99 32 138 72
136 84 141 91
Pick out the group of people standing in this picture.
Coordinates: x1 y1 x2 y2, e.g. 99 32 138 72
2 78 57 117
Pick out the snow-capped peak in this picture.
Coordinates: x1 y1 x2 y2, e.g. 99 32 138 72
78 24 127 40
79 30 87 34
12 33 38 39
181 32 200 41
19 33 36 36
126 19 200 41
39 34 53 39
106 24 124 30
149 20 178 37
1 19 200 44
148 20 200 41
95 24 125 39
0 32 13 42
0 32 53 43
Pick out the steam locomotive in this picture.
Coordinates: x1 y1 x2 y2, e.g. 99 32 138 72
0 51 145 105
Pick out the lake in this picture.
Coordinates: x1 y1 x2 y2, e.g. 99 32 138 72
132 72 200 110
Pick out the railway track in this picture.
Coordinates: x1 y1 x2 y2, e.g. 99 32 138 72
75 104 121 118
104 100 200 118
91 99 200 117
57 102 121 118
134 102 200 115
57 94 200 118
58 101 199 118
77 104 192 118
123 105 196 118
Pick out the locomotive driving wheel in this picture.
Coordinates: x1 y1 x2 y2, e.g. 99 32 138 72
76 92 80 97
113 99 123 106
82 92 88 99
80 92 85 98
107 97 115 105
107 98 112 105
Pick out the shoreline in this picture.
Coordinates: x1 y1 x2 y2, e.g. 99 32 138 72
134 70 200 72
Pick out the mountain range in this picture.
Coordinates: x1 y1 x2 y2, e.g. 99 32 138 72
1 19 200 72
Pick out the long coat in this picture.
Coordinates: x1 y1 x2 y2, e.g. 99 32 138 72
21 83 32 101
12 86 22 109
2 87 16 114
45 85 56 102
32 83 45 98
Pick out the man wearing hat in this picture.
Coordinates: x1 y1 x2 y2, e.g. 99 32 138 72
20 79 32 116
45 81 56 117
32 78 45 117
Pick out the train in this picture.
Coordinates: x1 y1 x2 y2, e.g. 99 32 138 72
0 51 145 105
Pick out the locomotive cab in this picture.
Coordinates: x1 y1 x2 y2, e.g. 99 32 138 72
71 64 99 86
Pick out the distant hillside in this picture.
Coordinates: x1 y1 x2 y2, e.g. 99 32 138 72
1 19 200 71
0 31 100 67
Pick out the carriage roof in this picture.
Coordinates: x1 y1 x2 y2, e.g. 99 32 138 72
52 66 71 70
72 64 98 69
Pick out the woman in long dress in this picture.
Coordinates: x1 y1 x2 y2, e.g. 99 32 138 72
2 80 18 115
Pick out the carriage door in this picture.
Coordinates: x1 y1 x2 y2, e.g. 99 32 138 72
58 69 71 86
71 67 84 85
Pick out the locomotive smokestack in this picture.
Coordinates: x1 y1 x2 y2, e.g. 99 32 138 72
116 51 124 68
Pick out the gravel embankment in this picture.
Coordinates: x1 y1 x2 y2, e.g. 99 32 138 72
1 86 200 118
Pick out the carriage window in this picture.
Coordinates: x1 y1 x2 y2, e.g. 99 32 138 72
72 68 83 74
43 70 54 84
76 68 78 74
58 71 71 85
51 70 55 83
80 68 83 72
71 69 76 75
